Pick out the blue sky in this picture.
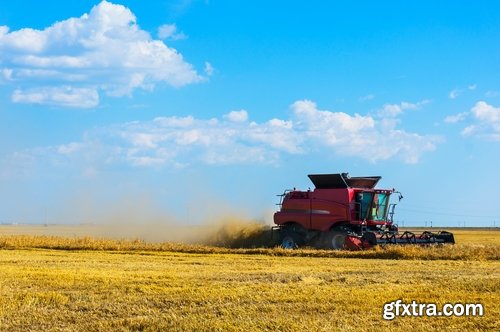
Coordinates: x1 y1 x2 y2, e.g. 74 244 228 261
0 0 499 227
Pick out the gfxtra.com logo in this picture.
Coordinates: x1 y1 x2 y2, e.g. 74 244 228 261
383 300 484 320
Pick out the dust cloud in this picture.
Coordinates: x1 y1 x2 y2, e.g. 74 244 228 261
12 187 278 248
0 167 283 248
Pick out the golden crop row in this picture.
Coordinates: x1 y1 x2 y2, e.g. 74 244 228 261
0 233 498 260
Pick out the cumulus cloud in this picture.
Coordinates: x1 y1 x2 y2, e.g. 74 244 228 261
471 101 500 122
2 100 441 177
57 142 84 154
449 84 477 99
204 62 214 76
292 100 439 163
115 108 304 165
224 110 248 122
0 1 203 107
124 100 438 165
449 89 460 99
460 125 475 137
157 23 187 40
485 90 500 98
378 100 430 117
359 93 375 102
453 101 500 140
444 112 468 124
12 86 99 108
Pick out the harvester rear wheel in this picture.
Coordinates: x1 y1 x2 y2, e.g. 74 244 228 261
326 231 346 250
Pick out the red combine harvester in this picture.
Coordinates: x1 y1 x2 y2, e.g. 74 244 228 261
273 173 455 250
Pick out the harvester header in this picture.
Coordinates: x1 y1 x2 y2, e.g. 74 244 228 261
273 172 455 250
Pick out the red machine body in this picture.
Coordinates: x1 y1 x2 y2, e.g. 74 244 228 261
273 173 454 249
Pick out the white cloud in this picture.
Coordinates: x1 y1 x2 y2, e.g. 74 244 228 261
12 86 99 108
2 100 441 177
158 24 176 39
1 68 13 81
449 84 476 99
224 110 248 122
101 111 300 166
0 25 8 35
461 125 476 137
485 90 500 98
458 101 500 141
444 112 468 123
57 142 84 154
292 100 438 163
378 100 430 117
449 89 460 99
359 93 375 102
0 1 203 107
105 100 438 165
471 101 500 122
157 23 187 40
204 62 214 76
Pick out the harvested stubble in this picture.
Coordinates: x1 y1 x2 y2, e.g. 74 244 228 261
0 234 498 261
0 227 498 331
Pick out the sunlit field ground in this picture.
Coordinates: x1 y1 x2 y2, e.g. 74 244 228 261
0 226 498 331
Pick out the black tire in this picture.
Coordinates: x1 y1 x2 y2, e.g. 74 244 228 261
280 232 299 249
280 226 305 249
325 231 346 250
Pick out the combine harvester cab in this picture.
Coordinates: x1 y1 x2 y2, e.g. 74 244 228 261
273 173 455 250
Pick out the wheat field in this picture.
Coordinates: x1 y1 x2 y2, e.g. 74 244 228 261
0 225 498 331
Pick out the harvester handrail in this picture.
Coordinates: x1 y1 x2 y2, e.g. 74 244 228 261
276 189 295 206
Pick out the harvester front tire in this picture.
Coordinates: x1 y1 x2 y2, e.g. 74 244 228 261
280 234 298 249
280 230 303 249
326 231 346 250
